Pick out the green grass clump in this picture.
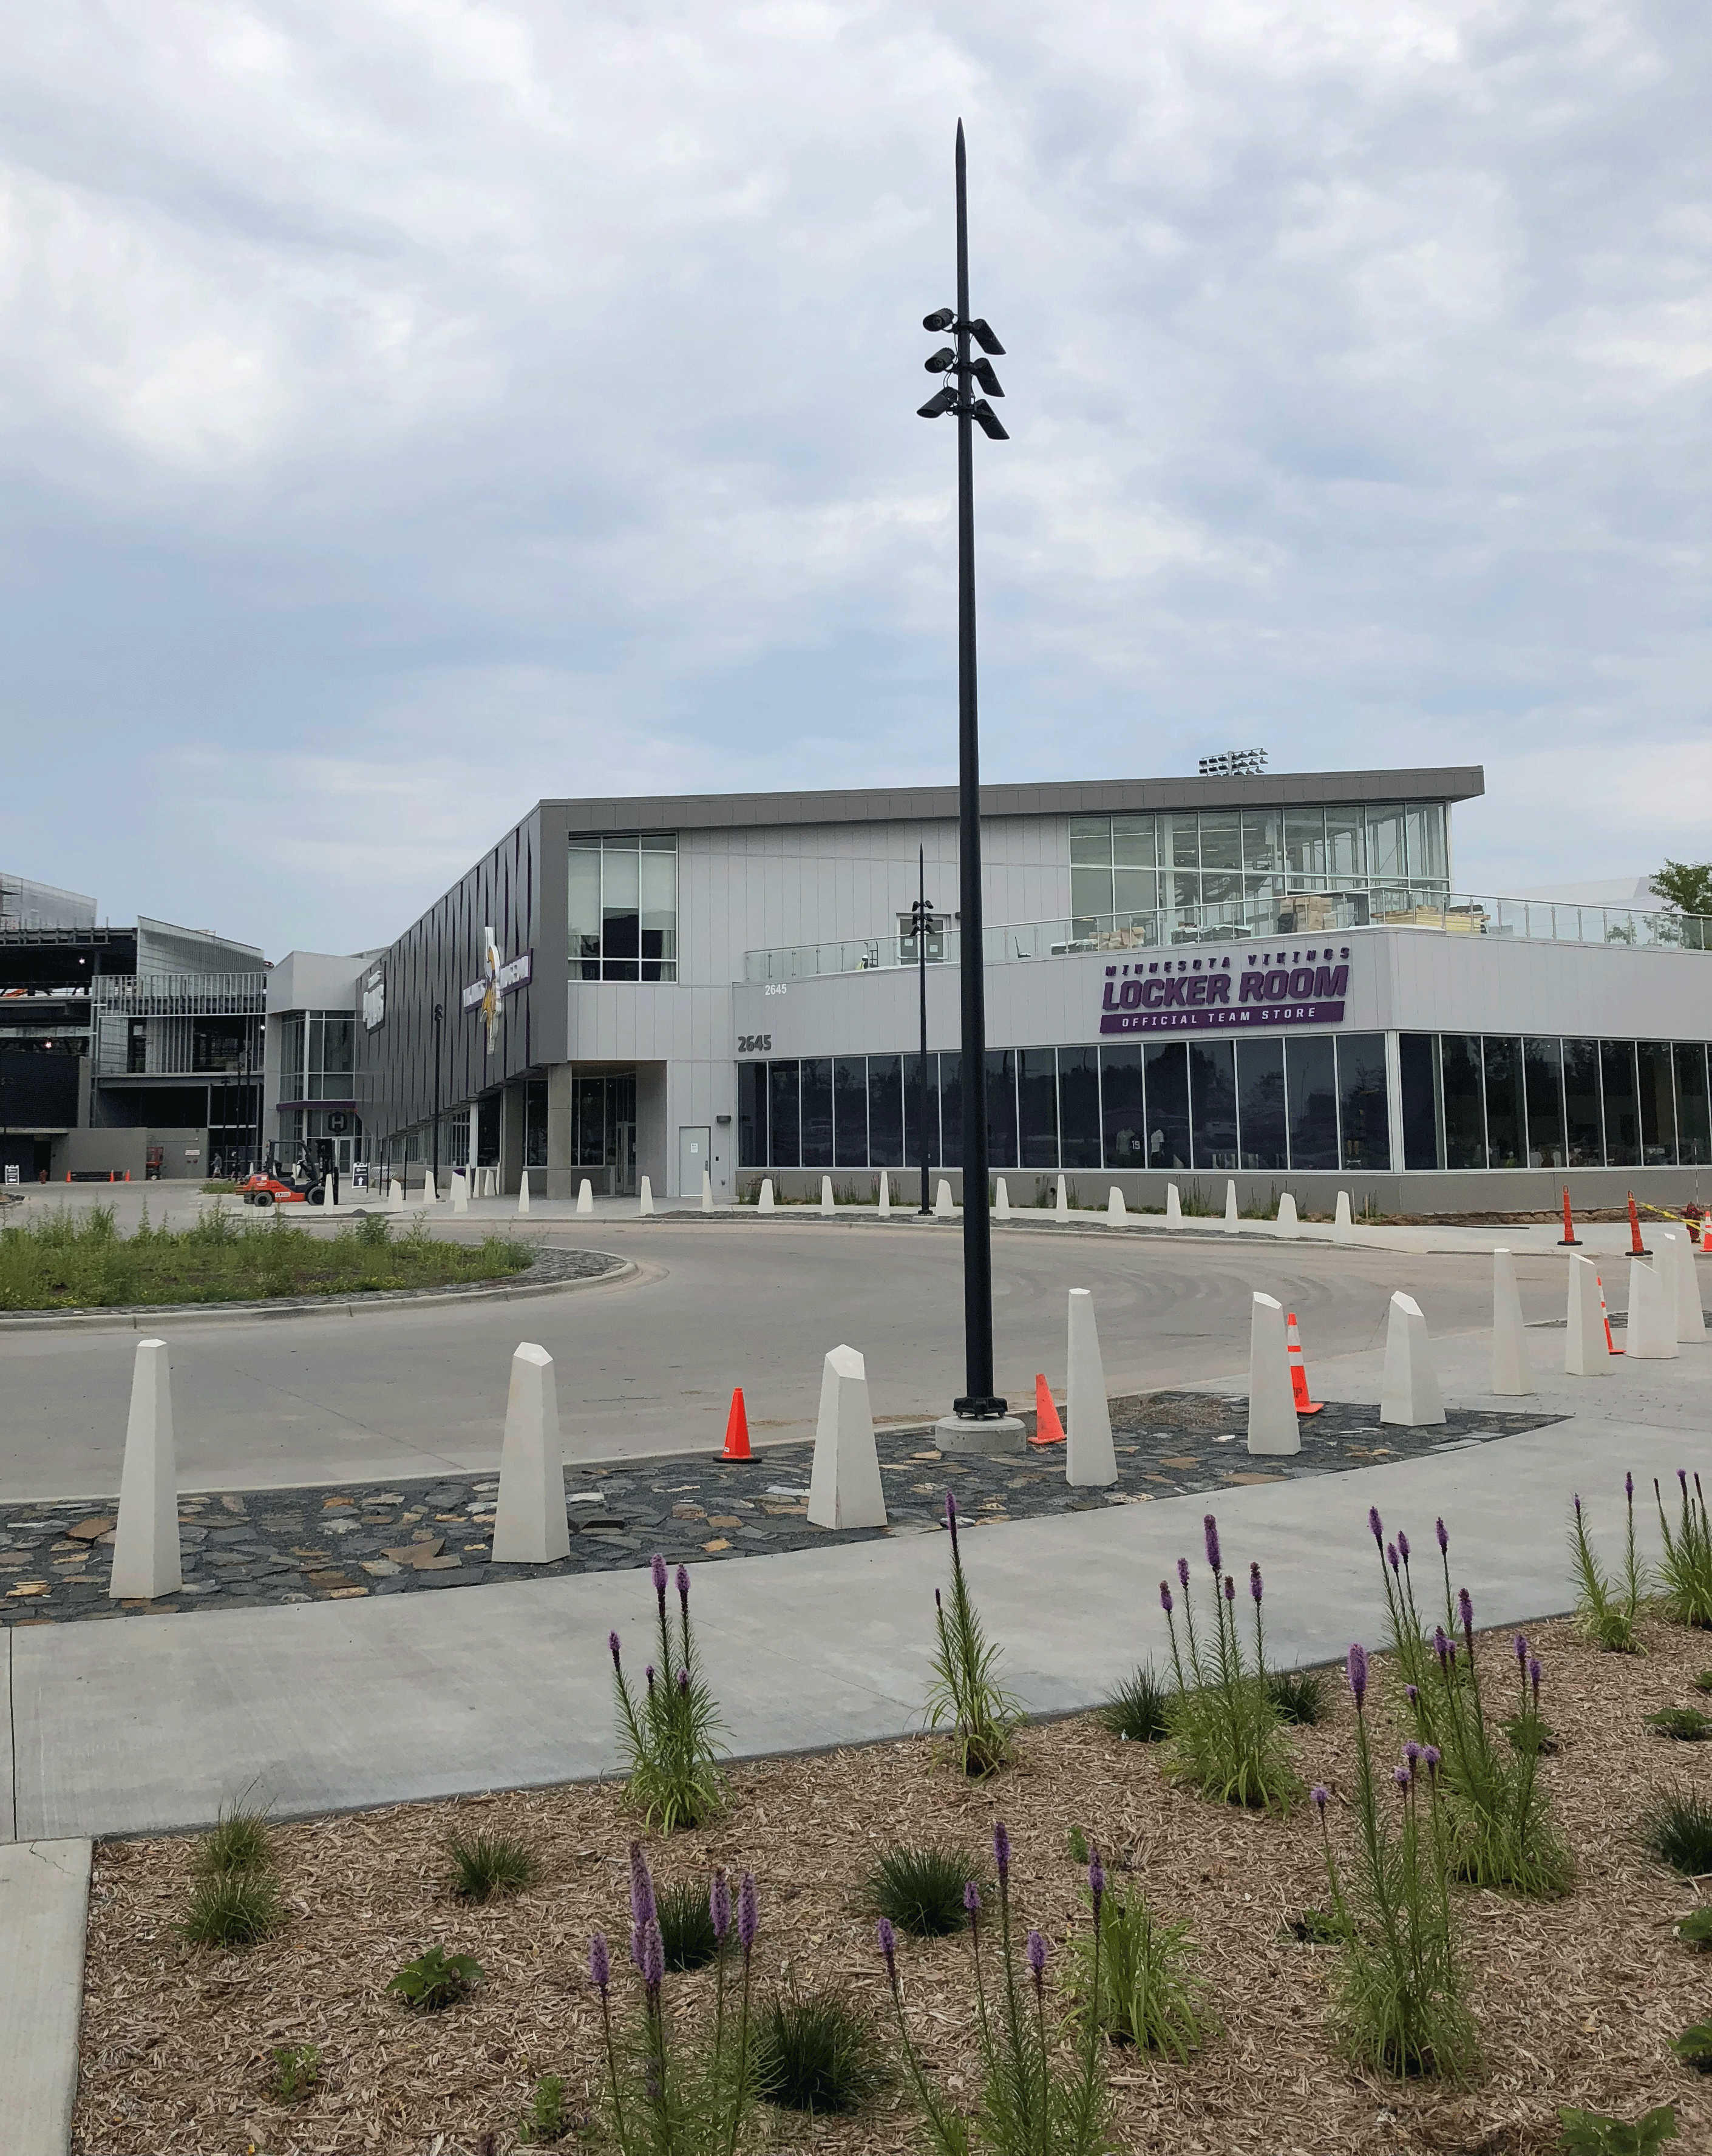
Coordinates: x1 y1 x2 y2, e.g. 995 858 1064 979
1693 1670 1712 1693
1097 1663 1170 1743
1283 1908 1348 1945
1558 2103 1678 2154
1655 1474 1712 1629
863 1843 984 1937
1070 1883 1209 2061
611 1559 725 1832
387 1945 484 2010
518 2071 574 2143
446 1828 537 1902
924 1493 1025 1777
1569 1480 1648 1653
1640 1787 1712 1876
200 1802 273 1877
270 2044 320 2101
1648 1707 1712 1742
755 1990 880 2114
657 1877 722 1970
180 1872 284 1948
1265 1666 1328 1726
1158 1519 1302 1813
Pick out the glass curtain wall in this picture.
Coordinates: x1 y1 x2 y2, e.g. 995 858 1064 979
567 833 678 981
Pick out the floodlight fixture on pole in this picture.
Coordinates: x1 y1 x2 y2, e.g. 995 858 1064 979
916 119 1009 1422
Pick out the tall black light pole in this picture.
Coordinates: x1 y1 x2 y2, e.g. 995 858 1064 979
919 119 1010 1425
431 1002 444 1196
911 844 936 1215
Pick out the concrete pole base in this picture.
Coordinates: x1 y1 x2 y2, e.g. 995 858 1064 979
934 1413 1027 1456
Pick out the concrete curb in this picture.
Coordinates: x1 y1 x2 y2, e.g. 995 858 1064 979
0 1254 637 1334
0 1837 91 2156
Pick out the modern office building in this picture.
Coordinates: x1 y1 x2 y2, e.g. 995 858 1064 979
0 873 265 1182
265 762 1712 1212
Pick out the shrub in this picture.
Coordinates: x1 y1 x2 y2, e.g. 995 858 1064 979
270 2042 320 2101
1669 2023 1712 2071
446 1828 537 1902
1569 1478 1647 1653
755 1989 880 2114
586 1849 759 2153
1558 2106 1678 2155
924 1492 1025 1777
1313 1645 1477 2079
387 1945 484 2010
519 2072 574 2143
1654 1471 1712 1628
1675 1906 1712 1948
1070 1882 1208 2061
863 1842 985 1937
200 1801 273 1877
1157 1519 1301 1812
1647 1707 1712 1742
877 1822 1112 2155
610 1556 724 1831
1266 1666 1328 1726
1694 1671 1712 1693
1096 1662 1170 1743
1641 1788 1712 1876
657 1876 723 1970
180 1872 284 1948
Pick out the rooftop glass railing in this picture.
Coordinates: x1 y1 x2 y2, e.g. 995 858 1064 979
741 888 1712 983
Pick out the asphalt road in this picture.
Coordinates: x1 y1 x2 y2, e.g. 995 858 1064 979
0 1215 1575 1500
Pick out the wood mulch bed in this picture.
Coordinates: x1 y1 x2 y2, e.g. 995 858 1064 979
75 1615 1712 2155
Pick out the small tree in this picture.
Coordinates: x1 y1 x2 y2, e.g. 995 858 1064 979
1651 861 1712 917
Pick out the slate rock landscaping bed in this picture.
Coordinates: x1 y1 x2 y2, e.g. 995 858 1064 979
0 1395 1558 1626
73 1614 1712 2155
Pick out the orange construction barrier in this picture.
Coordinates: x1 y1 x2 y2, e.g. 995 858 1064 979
721 1387 752 1462
1285 1312 1325 1414
1598 1273 1623 1355
1029 1372 1065 1445
1558 1189 1580 1247
1627 1192 1648 1256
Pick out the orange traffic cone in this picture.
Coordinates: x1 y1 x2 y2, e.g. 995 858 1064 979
1029 1372 1065 1445
1558 1188 1580 1247
1285 1312 1325 1414
1598 1273 1624 1355
124 1169 131 1182
1627 1192 1648 1256
721 1386 752 1462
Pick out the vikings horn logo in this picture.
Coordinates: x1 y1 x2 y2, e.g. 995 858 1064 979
479 926 501 1054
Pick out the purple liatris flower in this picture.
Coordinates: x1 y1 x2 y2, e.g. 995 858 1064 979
1204 1514 1221 1575
1514 1632 1528 1670
1160 1580 1174 1616
1387 1542 1399 1575
993 1820 1011 1882
645 1663 656 1692
738 1872 759 1952
651 1551 668 1601
1530 1656 1541 1703
641 1916 665 1990
1436 1517 1449 1554
1250 1562 1263 1604
935 1587 942 1612
609 1629 622 1667
946 1491 960 1553
1626 1471 1634 1501
1223 1574 1235 1603
1311 1785 1330 1813
1347 1641 1368 1708
1368 1505 1384 1546
1422 1744 1441 1777
1393 1765 1411 1792
1572 1493 1582 1518
1026 1928 1047 1985
1458 1586 1474 1641
1398 1529 1410 1564
589 1931 611 1994
1680 1468 1690 1494
1177 1555 1190 1590
629 1841 657 1931
678 1668 690 1695
1433 1624 1450 1666
964 1879 982 1916
676 1563 690 1610
877 1916 897 1978
711 1868 731 1943
1089 1850 1106 1916
1405 1739 1421 1766
1405 1684 1419 1706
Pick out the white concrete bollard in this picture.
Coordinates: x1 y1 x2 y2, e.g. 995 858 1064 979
490 1343 571 1564
1223 1181 1239 1233
420 1170 438 1204
1054 1175 1068 1222
701 1167 714 1215
806 1344 887 1530
994 1176 1010 1219
820 1174 835 1217
1671 1229 1707 1341
1626 1251 1679 1360
758 1178 775 1214
1490 1247 1535 1397
934 1179 955 1218
1564 1253 1608 1375
1245 1292 1300 1456
1106 1185 1126 1224
638 1175 654 1218
1274 1192 1300 1239
1065 1289 1116 1487
389 1178 405 1212
109 1338 182 1600
1333 1191 1353 1244
877 1169 891 1218
1380 1292 1445 1426
576 1178 592 1215
517 1170 531 1216
452 1171 469 1214
1165 1182 1183 1229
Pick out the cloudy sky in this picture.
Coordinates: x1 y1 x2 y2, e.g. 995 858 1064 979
2 1 1708 957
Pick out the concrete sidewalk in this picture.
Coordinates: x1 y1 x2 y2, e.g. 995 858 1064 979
4 1332 1704 1843
0 1837 90 2156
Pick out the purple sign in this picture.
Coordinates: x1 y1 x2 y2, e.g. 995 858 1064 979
1099 944 1351 1037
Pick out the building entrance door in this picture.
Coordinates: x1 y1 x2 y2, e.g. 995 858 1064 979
615 1121 637 1197
679 1125 708 1201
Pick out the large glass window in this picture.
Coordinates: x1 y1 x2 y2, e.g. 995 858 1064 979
1337 1034 1390 1170
769 1062 800 1167
1068 816 1112 931
1601 1041 1640 1167
277 1011 353 1101
1112 816 1157 920
1636 1042 1677 1166
1058 1048 1101 1168
1325 808 1366 883
738 1064 767 1168
904 1052 940 1168
800 1059 834 1167
1399 1034 1442 1170
1563 1040 1603 1166
1677 1045 1711 1167
1284 808 1327 885
1236 1039 1288 1169
525 1077 548 1168
1017 1048 1058 1168
1286 1034 1339 1170
1523 1040 1566 1168
868 1056 903 1168
986 1050 1018 1167
1367 804 1407 884
940 1051 963 1169
1440 1035 1485 1169
1406 804 1447 883
1100 1046 1145 1167
567 832 678 981
1189 1040 1239 1170
833 1057 868 1167
1143 1042 1191 1171
1483 1037 1524 1170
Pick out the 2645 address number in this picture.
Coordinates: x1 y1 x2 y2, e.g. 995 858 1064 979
736 1034 773 1055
